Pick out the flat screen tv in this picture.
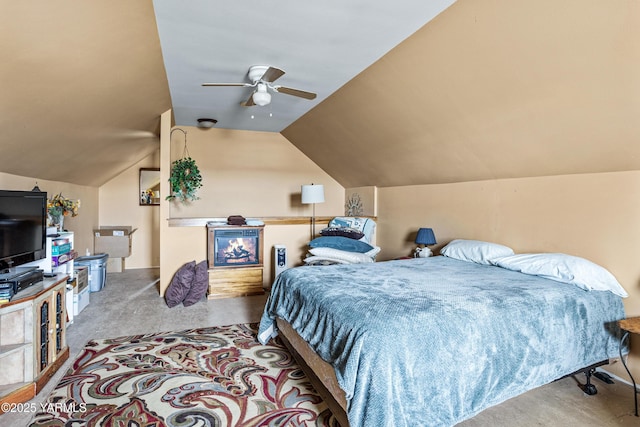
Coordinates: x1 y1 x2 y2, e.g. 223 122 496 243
0 190 47 274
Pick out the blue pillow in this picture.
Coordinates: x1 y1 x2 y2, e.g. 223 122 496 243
309 236 374 253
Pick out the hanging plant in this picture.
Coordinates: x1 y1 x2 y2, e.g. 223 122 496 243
167 157 202 202
166 128 203 203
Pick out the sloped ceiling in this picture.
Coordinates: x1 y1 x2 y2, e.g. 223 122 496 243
0 1 171 187
154 0 455 133
2 0 639 189
284 0 640 187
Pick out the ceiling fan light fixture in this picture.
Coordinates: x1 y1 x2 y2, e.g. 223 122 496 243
252 83 271 106
197 118 218 128
252 91 271 106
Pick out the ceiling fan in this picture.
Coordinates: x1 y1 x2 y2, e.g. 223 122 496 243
202 65 317 107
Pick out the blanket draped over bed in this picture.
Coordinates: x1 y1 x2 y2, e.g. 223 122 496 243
258 256 625 427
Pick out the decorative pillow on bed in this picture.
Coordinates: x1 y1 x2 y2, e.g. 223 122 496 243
309 236 375 253
328 217 376 243
320 226 365 240
440 239 514 265
165 261 196 308
309 247 375 263
494 253 628 297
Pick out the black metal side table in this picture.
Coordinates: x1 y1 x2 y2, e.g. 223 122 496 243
618 317 640 417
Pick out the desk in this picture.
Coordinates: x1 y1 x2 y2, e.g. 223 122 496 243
618 317 640 417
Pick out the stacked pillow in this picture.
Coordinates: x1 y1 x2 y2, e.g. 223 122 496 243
304 217 380 265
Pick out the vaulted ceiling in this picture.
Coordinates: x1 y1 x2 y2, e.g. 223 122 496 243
1 1 171 187
2 0 639 188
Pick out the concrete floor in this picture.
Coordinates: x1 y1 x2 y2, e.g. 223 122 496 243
2 268 639 426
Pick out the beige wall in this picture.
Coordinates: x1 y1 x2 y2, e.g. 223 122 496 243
98 151 161 268
0 172 98 256
377 170 640 379
159 112 345 295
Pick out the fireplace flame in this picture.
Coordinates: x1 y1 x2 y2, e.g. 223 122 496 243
223 238 251 260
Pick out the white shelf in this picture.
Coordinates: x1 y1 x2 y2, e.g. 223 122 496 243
25 232 75 276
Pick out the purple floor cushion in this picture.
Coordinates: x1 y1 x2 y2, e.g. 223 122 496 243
165 261 196 308
183 260 209 306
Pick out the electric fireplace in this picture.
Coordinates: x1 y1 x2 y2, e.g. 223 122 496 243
207 225 264 269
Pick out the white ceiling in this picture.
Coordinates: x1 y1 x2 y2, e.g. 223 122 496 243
153 0 456 132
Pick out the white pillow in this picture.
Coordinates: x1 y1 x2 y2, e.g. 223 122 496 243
364 245 381 259
309 247 375 264
494 253 628 298
440 239 514 265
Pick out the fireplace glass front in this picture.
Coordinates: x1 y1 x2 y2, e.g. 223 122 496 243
212 228 261 267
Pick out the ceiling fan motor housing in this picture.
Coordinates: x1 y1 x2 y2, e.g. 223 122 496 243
248 65 271 83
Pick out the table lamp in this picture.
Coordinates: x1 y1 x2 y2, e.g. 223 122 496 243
415 227 436 257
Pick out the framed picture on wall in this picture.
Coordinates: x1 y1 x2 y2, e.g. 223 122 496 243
139 168 160 206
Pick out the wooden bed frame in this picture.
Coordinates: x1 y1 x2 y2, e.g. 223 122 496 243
276 317 610 427
276 317 350 426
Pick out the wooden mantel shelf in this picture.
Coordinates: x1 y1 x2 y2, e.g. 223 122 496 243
168 216 343 227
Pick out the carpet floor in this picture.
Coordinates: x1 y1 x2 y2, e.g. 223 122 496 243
28 323 338 426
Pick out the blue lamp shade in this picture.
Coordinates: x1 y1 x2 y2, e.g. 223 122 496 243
415 228 437 245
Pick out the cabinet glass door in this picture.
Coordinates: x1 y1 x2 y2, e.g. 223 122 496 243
39 300 49 371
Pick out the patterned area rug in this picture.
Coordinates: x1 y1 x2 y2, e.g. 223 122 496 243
30 323 339 426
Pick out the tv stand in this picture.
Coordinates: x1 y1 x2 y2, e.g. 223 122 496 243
0 275 69 412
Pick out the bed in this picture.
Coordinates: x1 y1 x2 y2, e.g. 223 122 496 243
258 240 627 427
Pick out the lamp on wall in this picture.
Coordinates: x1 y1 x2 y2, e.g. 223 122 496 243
414 228 436 258
301 183 325 240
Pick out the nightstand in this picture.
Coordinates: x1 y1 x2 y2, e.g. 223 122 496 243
618 317 640 417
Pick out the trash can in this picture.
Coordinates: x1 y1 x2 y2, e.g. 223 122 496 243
75 253 109 292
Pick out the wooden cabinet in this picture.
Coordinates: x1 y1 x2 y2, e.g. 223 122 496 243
208 266 264 299
206 223 265 299
0 276 69 411
33 284 66 380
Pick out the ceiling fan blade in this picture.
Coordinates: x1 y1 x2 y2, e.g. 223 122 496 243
202 82 251 87
240 92 255 107
273 86 317 100
261 67 285 83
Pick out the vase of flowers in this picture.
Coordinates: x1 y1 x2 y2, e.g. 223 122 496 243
48 193 80 231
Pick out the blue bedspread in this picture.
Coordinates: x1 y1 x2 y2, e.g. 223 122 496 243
258 256 625 427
